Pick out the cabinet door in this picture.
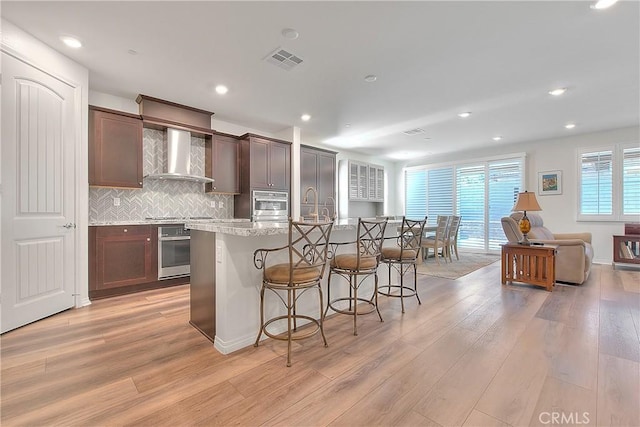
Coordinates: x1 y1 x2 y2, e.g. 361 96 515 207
249 138 271 189
300 149 319 209
375 167 385 201
208 135 240 194
89 108 143 188
269 141 290 190
368 165 385 202
92 226 154 290
318 152 336 204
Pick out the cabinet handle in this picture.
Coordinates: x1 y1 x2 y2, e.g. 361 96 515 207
124 229 128 233
146 237 151 241
213 186 217 190
139 182 143 185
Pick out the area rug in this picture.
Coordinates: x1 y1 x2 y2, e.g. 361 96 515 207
416 252 500 280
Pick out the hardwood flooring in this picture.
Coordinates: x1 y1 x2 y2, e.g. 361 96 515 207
2 263 639 426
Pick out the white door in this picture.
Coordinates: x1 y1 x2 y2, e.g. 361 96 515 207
1 52 77 333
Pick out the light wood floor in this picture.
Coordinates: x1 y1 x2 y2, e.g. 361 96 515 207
2 262 639 426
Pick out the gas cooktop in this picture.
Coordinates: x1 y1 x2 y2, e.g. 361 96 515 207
145 216 215 220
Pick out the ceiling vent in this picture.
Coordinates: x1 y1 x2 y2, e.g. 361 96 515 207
264 47 304 71
402 128 425 136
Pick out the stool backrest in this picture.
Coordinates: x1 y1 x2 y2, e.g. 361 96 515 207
289 219 334 281
356 218 388 263
399 216 427 257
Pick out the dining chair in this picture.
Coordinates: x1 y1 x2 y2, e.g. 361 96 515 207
253 218 334 367
325 217 388 336
444 215 461 261
379 216 427 313
421 215 449 265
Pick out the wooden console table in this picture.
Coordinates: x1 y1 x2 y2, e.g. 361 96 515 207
501 243 557 291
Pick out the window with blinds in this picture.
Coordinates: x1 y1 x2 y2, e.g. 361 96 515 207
405 169 427 219
427 168 454 226
404 154 524 251
580 150 613 216
623 146 640 216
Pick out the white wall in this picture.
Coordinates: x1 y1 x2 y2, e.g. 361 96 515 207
395 126 640 264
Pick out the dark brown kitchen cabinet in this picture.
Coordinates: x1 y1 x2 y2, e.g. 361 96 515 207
300 145 337 218
89 225 188 300
205 133 240 194
89 106 143 188
245 135 291 191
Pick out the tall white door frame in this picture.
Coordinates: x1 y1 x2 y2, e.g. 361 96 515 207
1 20 89 333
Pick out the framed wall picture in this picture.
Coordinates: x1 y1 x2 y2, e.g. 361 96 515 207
538 170 562 195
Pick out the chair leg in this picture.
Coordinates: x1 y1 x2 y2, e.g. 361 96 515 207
374 273 383 323
454 242 459 260
318 285 328 347
434 246 441 265
413 263 421 305
254 285 265 347
352 274 358 336
292 288 297 332
286 288 293 367
399 264 405 313
324 271 333 319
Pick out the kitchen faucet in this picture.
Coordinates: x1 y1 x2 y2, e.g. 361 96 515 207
326 196 337 220
303 186 319 222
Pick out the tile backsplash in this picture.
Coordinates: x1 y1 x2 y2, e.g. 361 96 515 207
89 128 234 222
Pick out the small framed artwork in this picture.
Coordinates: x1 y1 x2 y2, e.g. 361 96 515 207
538 170 562 195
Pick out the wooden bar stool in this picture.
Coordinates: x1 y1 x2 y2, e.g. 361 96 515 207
379 216 427 313
253 218 334 367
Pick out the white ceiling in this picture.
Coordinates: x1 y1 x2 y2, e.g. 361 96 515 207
2 1 639 161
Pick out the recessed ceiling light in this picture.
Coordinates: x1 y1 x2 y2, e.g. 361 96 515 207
215 85 229 95
458 112 472 118
301 114 311 121
548 87 567 96
492 136 503 141
345 124 351 128
565 123 576 129
364 74 377 83
60 36 82 49
281 28 299 40
591 0 619 9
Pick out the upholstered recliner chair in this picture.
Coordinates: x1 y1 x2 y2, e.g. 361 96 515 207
501 212 594 285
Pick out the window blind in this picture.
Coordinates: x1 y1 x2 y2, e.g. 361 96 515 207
623 147 640 216
488 160 521 250
456 165 485 250
427 167 454 226
580 150 613 215
405 169 427 219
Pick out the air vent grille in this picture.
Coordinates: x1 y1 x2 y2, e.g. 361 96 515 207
403 128 425 136
264 47 304 71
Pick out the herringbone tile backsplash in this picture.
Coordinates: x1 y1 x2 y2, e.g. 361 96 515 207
89 129 234 222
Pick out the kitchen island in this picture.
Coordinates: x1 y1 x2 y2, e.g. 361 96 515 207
186 218 401 354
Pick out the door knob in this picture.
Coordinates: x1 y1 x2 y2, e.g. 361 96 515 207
62 223 76 229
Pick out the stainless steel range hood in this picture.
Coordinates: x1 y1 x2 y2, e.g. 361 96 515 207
144 128 214 184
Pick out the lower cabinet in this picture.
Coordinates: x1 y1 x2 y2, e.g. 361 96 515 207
89 225 188 299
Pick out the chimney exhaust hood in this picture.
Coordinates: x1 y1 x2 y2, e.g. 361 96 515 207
144 128 214 184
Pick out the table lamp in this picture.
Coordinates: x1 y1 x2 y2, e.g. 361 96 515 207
511 190 542 245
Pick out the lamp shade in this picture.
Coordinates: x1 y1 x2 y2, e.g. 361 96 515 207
512 191 542 212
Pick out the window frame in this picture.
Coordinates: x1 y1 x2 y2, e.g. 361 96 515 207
577 142 640 222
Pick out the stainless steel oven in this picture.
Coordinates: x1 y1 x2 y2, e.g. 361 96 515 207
252 190 289 222
158 225 190 279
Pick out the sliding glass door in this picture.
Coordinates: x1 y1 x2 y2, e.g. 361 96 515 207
404 155 524 252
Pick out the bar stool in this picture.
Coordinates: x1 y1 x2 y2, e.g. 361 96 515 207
325 217 387 336
253 218 334 367
379 216 427 313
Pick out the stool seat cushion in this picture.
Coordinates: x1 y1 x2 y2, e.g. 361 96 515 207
331 254 377 270
265 264 321 284
381 246 417 260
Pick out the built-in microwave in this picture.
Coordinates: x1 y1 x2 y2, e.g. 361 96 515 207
252 190 288 222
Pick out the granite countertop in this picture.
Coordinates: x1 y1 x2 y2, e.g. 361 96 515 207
89 218 250 226
186 218 403 237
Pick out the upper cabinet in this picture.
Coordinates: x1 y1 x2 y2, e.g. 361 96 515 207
89 106 143 188
205 133 240 194
301 145 337 216
348 160 384 202
242 135 291 191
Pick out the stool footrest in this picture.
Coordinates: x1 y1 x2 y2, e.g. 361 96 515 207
262 315 322 341
378 285 417 298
